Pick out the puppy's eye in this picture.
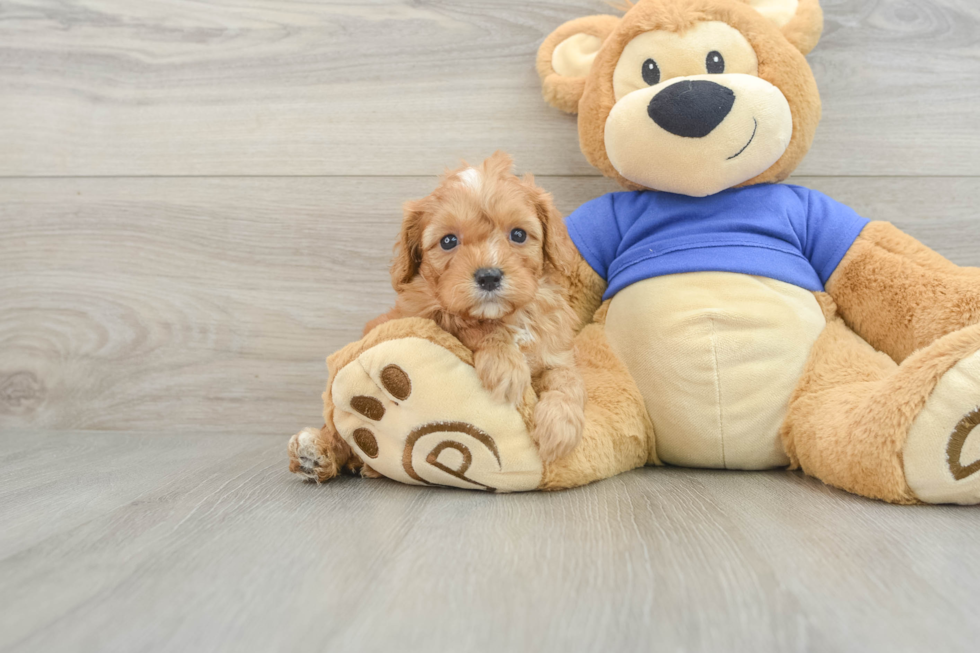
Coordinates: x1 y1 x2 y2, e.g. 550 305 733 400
706 51 725 74
440 234 458 251
509 228 527 244
641 58 661 86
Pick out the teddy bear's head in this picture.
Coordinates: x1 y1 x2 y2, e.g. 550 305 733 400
537 0 824 197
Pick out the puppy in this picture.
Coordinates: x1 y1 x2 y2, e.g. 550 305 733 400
289 152 586 482
365 152 587 463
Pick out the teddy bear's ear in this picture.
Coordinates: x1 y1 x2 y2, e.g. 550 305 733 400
537 15 621 114
743 0 824 55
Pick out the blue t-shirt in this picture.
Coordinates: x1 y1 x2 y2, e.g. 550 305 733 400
565 184 869 300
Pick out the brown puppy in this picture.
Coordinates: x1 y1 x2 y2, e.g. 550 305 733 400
364 152 587 463
289 152 586 482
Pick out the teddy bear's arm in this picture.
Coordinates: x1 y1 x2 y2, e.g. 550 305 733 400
554 246 608 329
825 221 980 363
547 194 613 328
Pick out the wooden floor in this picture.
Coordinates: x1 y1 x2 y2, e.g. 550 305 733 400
1 430 979 653
1 1 980 651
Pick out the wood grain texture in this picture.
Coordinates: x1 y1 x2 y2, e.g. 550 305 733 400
2 2 979 651
0 430 978 653
0 0 978 177
2 175 978 435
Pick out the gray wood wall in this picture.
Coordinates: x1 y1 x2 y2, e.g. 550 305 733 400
2 0 979 436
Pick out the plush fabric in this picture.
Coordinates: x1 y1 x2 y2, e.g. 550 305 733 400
605 273 825 469
552 33 604 78
568 0 823 193
304 0 980 505
782 296 980 504
905 348 980 504
537 15 622 114
827 221 980 363
332 336 544 492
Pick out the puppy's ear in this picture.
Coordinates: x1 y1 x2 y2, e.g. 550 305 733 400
522 174 576 278
742 0 824 55
482 150 515 177
537 15 620 114
391 199 426 291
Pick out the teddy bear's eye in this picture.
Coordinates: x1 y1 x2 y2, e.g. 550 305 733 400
706 51 725 74
641 58 661 86
440 234 458 251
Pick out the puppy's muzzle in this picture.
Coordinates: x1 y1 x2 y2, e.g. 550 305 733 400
647 80 735 138
474 267 503 292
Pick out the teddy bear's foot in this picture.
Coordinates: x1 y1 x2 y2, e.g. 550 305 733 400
329 337 543 492
905 350 980 504
288 427 338 483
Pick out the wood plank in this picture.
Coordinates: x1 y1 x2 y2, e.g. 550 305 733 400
0 0 977 177
0 430 978 653
699 471 980 652
0 174 616 436
2 175 978 435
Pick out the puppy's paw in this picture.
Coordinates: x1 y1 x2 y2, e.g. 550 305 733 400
532 391 585 462
475 348 531 405
288 427 339 483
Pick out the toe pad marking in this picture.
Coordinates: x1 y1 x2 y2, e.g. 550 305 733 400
351 395 385 421
381 364 412 401
354 428 380 458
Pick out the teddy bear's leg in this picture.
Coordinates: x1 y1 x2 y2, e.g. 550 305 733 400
329 334 544 492
540 319 655 489
286 317 475 486
781 295 980 504
291 315 653 491
827 221 980 362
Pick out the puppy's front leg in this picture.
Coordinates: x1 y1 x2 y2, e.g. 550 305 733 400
533 353 587 462
288 402 372 482
465 328 531 406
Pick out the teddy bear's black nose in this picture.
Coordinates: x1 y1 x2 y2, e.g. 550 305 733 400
474 267 503 292
647 80 736 138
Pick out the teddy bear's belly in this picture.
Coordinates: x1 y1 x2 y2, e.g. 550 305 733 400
604 272 826 469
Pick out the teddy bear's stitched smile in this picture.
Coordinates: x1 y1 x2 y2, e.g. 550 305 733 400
727 117 759 161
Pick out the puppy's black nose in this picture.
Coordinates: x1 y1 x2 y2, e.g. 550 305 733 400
474 267 503 292
648 80 735 138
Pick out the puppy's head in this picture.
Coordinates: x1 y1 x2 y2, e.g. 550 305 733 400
392 151 571 320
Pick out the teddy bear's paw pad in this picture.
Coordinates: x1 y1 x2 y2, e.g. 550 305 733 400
288 427 337 483
331 337 542 492
905 350 980 504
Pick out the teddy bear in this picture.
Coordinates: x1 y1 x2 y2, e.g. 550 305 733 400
288 0 980 504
